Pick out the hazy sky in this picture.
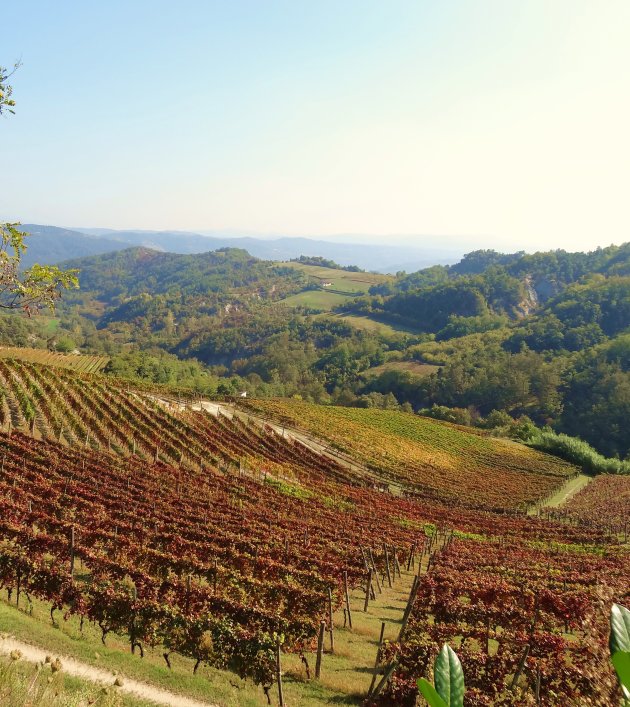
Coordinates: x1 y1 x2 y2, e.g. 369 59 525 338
2 1 629 251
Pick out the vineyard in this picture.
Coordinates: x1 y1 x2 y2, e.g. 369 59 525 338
0 347 109 374
544 474 630 538
379 532 628 706
0 359 355 484
0 360 627 705
241 400 577 512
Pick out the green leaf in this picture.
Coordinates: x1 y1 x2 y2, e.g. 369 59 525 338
611 604 630 655
434 644 465 707
612 651 630 699
417 678 449 707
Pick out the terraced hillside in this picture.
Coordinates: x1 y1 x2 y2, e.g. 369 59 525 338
242 399 577 512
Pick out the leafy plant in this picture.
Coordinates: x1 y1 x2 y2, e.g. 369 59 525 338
417 644 465 707
610 603 630 702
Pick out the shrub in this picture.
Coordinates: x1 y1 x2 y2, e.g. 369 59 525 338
526 429 630 475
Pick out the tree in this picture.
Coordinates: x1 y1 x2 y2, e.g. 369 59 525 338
1 64 78 313
0 63 19 115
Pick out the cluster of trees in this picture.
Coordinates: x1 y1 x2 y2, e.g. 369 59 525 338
290 255 363 272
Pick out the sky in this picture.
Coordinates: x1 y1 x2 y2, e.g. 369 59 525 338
2 0 629 252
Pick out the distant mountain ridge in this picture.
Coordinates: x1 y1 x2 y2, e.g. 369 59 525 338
18 224 459 272
18 225 129 268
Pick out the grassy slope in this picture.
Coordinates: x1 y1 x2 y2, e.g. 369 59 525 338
281 263 390 292
281 289 351 311
321 313 421 337
363 361 440 377
280 263 391 313
244 400 577 510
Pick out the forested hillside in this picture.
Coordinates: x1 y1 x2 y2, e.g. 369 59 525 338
3 242 629 460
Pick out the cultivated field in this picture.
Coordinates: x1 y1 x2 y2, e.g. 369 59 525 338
0 360 627 705
280 263 390 312
243 399 577 512
0 346 109 374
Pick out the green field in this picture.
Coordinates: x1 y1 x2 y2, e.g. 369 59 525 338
364 360 440 377
321 313 418 336
283 262 391 292
280 263 391 312
281 289 352 311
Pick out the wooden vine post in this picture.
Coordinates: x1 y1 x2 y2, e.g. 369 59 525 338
70 526 76 579
510 644 530 690
398 575 420 641
275 639 285 707
383 544 393 587
367 621 386 697
327 586 335 652
368 548 382 593
393 546 402 578
315 620 326 678
343 571 353 629
364 569 373 612
371 658 399 699
407 542 416 571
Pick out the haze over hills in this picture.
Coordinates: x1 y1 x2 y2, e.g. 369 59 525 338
19 224 460 273
17 225 130 269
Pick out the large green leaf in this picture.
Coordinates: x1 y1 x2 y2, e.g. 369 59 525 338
417 678 449 707
612 651 630 700
434 644 465 707
611 604 630 655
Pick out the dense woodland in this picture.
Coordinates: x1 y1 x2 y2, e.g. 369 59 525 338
4 242 630 461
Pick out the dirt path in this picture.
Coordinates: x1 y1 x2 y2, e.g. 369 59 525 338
0 634 217 707
529 472 592 515
545 472 592 507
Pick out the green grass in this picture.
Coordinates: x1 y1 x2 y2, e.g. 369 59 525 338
282 263 390 292
281 289 352 311
364 361 440 377
280 264 392 313
534 473 592 511
321 314 419 337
